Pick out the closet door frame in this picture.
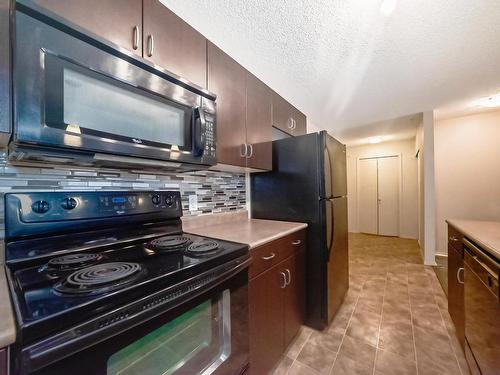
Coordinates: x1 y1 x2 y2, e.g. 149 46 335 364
356 153 402 236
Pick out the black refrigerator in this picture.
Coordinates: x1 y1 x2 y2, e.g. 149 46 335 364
251 131 348 330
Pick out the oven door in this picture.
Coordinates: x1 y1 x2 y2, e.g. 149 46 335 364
13 10 216 166
14 260 249 375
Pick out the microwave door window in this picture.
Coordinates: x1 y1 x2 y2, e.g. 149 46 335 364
48 63 192 149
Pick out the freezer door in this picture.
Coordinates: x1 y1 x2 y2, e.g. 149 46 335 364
323 132 347 198
327 196 349 323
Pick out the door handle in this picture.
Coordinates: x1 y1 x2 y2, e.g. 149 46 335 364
132 25 140 50
280 272 287 288
288 118 294 129
285 269 291 286
240 143 248 158
261 252 275 261
292 240 301 245
457 267 464 284
192 107 206 157
247 144 253 158
147 34 154 57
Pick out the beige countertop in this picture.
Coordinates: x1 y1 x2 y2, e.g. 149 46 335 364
184 211 307 249
0 266 16 347
447 219 500 261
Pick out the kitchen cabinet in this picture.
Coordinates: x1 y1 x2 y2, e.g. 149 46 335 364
207 42 247 168
245 72 273 170
447 224 465 347
208 44 273 170
142 0 206 87
249 230 306 374
29 0 143 56
272 91 307 136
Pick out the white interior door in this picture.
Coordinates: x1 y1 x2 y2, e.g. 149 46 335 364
357 158 378 234
377 156 400 236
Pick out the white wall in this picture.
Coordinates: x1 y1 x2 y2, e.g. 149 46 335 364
347 138 418 239
434 109 500 255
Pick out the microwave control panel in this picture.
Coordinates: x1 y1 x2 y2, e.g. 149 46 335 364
205 120 215 158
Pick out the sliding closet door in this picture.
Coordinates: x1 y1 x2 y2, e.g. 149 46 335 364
377 156 400 236
357 158 378 234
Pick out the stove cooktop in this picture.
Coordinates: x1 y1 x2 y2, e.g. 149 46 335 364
8 232 247 344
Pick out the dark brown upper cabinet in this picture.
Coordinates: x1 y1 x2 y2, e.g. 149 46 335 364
272 91 307 136
31 0 143 56
245 72 272 170
142 0 206 88
207 42 247 168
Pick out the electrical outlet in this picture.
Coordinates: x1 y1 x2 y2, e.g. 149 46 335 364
188 195 198 211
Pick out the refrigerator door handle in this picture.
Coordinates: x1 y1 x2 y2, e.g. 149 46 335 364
327 199 335 261
324 143 333 199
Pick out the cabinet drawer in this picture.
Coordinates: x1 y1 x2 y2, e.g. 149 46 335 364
249 229 306 279
448 224 464 252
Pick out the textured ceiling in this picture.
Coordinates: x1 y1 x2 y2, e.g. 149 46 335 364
160 0 500 141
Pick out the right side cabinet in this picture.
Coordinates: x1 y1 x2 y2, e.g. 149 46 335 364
248 230 306 374
447 224 465 347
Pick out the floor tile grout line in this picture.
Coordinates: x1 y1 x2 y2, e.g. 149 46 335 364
283 327 313 375
407 262 420 375
372 272 388 375
327 279 366 375
426 269 466 375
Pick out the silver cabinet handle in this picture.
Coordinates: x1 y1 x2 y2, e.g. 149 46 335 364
247 144 253 158
292 118 297 129
288 118 294 129
147 34 154 57
261 252 276 261
285 269 291 285
240 143 248 158
449 236 459 242
457 267 464 284
132 25 140 50
280 272 287 288
292 240 301 245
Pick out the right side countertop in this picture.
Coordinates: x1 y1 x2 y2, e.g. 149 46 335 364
446 219 500 261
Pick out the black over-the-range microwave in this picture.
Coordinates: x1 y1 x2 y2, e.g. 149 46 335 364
10 4 217 171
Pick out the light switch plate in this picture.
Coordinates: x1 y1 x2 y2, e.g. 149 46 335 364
188 194 198 211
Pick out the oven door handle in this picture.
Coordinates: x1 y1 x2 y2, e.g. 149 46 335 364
192 107 206 157
21 255 252 374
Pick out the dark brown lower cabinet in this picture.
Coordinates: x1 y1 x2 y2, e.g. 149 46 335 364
0 348 6 375
249 230 306 374
249 263 285 375
447 224 465 348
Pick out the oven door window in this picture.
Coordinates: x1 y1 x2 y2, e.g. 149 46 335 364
44 54 193 151
107 290 231 375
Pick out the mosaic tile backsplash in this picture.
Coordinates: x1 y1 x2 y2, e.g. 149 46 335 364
0 151 246 238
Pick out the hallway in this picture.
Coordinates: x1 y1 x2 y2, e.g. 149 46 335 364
273 233 469 375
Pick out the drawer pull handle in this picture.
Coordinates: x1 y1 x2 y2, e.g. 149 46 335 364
457 267 464 284
449 236 459 242
292 240 302 245
261 252 276 261
280 272 287 288
285 269 291 285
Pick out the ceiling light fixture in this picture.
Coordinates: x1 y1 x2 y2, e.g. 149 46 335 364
369 136 383 144
474 94 500 108
380 0 398 16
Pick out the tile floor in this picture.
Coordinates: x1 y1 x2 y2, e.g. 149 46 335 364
272 233 470 375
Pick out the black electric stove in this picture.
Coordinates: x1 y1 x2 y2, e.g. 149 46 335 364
4 191 249 350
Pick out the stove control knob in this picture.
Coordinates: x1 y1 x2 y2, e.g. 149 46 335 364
152 194 161 205
32 200 50 214
61 197 78 210
165 195 174 207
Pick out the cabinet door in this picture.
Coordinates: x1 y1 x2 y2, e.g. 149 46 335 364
31 0 143 56
249 266 285 374
143 0 206 87
284 251 306 345
246 72 272 170
447 243 465 347
271 91 293 135
291 107 307 136
207 42 247 167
